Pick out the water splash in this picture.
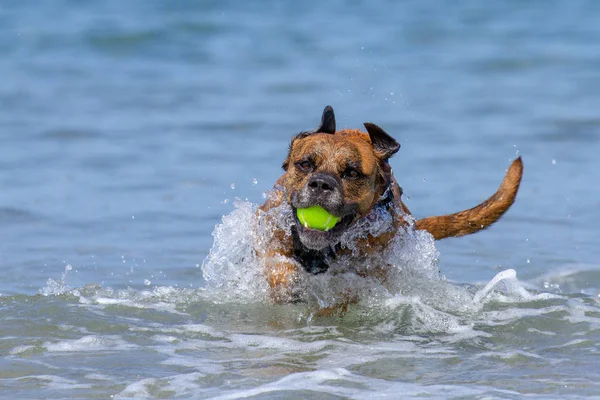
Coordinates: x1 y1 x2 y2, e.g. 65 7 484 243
40 264 73 296
200 195 534 329
33 194 546 337
201 199 270 303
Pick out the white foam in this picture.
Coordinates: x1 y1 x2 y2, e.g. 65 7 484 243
527 328 558 336
115 373 207 399
564 302 600 329
16 375 91 390
206 367 516 400
93 296 188 315
10 345 37 355
43 335 138 353
18 271 600 400
129 323 227 339
480 305 567 326
556 339 596 348
115 377 156 398
84 373 114 381
474 350 544 360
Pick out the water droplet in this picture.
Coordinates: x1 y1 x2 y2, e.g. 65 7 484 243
230 183 236 190
65 264 73 271
252 178 258 186
144 279 151 286
526 258 531 264
551 159 556 165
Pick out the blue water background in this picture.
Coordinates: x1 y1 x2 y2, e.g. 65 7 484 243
1 1 599 311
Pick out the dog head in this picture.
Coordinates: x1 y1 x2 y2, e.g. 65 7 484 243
282 106 400 250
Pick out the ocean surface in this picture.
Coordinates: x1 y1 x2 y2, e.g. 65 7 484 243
2 1 600 398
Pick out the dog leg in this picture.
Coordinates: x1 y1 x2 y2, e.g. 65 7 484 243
415 157 523 240
256 184 300 302
314 290 359 317
264 252 300 303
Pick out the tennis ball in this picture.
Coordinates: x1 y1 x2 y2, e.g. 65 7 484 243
296 206 339 231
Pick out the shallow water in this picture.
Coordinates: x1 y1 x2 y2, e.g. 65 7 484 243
2 1 600 398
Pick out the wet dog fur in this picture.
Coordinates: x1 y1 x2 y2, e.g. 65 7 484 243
258 106 523 306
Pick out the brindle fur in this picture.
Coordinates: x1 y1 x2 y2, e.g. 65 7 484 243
258 106 523 305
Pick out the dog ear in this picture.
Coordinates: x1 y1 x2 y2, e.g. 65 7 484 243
314 105 336 134
292 106 336 140
363 122 400 160
283 106 336 170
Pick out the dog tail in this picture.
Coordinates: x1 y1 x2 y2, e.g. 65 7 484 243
414 157 523 240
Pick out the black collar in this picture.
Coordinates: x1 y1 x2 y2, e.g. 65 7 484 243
291 226 339 275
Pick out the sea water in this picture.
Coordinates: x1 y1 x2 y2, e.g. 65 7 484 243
3 200 600 398
2 1 600 398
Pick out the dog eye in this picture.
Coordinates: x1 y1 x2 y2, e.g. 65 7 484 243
344 168 360 179
296 160 313 172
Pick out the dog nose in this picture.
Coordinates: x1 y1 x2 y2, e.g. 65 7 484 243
308 174 338 192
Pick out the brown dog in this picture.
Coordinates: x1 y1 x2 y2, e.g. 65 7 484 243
258 106 523 304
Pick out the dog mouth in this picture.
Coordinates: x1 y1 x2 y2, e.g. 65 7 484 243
292 206 357 250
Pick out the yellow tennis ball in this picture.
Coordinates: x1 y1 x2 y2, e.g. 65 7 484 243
296 206 339 231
